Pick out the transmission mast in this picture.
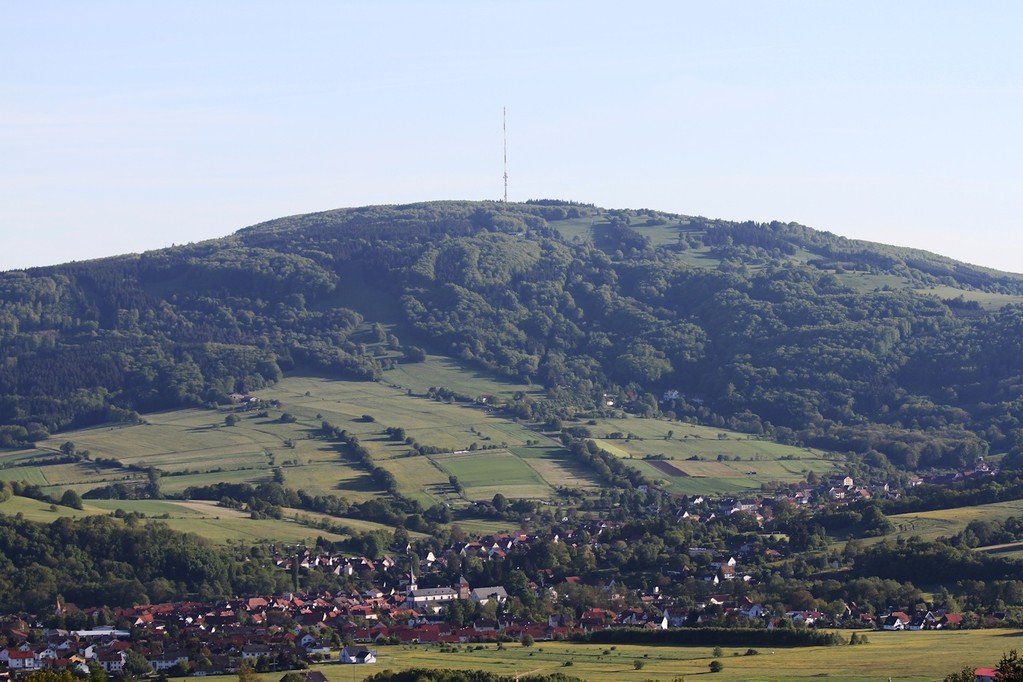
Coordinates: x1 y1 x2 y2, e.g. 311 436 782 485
503 106 508 203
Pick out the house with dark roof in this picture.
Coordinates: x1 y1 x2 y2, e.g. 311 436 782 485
280 672 328 682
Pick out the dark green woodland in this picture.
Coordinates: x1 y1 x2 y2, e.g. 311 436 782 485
1 200 1021 472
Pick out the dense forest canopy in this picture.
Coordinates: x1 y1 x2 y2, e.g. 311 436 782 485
2 200 1023 473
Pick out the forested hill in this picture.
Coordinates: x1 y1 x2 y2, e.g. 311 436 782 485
2 200 1023 474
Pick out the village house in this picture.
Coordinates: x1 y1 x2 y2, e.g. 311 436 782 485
339 645 376 664
469 586 508 606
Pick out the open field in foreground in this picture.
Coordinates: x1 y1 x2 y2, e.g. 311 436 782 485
183 630 1023 682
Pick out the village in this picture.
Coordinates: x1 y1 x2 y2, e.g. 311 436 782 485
0 468 985 680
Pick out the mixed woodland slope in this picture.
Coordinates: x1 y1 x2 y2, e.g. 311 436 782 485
2 200 1023 476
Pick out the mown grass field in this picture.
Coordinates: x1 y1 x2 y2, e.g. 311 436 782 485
883 499 1023 544
194 630 1023 682
0 495 352 544
582 418 837 495
432 450 552 500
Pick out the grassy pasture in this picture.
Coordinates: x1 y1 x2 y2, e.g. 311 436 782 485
523 456 593 490
222 629 1023 682
432 450 552 500
0 465 51 486
260 375 536 455
625 458 762 495
377 455 450 507
0 448 50 465
382 355 543 401
0 496 351 545
581 418 835 494
0 496 349 547
70 409 294 466
884 499 1023 543
156 468 273 495
0 494 105 521
584 418 828 459
915 285 1023 310
546 215 599 241
147 511 346 544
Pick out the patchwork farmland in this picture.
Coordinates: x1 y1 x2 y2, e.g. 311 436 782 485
0 356 839 543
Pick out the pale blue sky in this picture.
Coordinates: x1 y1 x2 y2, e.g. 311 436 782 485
2 1 1021 273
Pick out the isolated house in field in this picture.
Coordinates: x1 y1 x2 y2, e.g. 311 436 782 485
339 645 376 664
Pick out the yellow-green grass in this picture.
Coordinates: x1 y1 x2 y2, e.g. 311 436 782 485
445 517 519 536
285 508 428 539
883 499 1023 544
582 418 835 493
625 458 762 495
5 497 350 545
210 630 1023 682
91 499 395 544
100 499 350 545
381 355 543 401
0 492 387 546
377 455 450 506
0 448 50 465
149 513 345 545
584 419 830 460
506 444 602 490
591 439 632 458
915 285 1023 310
0 494 106 521
518 450 601 491
0 465 53 486
834 270 920 294
59 409 297 468
543 215 604 242
156 468 273 496
21 462 139 487
432 450 553 500
281 461 379 504
257 376 537 455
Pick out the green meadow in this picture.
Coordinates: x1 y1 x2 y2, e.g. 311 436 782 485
196 630 1023 682
0 495 350 545
432 449 552 500
914 284 1023 310
884 499 1023 544
582 418 837 495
